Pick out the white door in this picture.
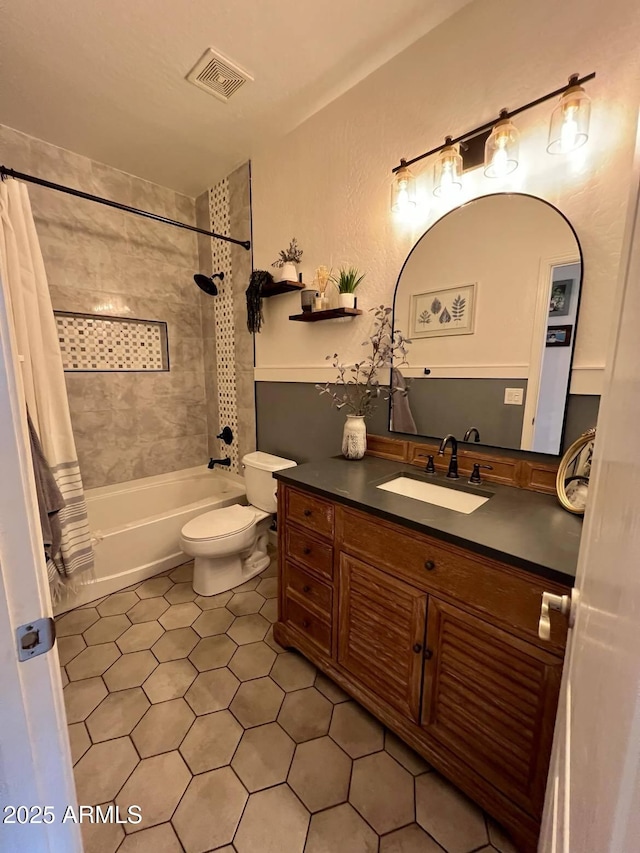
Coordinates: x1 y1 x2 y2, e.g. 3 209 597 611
539 148 640 850
0 270 81 852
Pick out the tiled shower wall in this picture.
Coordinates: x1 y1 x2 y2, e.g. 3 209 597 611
0 124 209 488
196 162 255 473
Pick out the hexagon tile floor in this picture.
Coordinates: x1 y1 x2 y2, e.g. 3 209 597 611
57 555 521 853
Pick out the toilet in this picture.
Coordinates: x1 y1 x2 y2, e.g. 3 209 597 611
180 451 296 596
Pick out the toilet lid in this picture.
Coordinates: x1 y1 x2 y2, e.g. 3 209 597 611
181 504 256 541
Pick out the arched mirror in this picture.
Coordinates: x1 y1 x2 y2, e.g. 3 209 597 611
390 193 583 455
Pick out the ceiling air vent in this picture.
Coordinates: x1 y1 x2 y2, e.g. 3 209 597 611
186 48 253 103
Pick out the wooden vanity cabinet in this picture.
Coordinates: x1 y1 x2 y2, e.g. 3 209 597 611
275 484 571 853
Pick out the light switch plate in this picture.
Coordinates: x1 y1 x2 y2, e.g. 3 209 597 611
504 388 524 405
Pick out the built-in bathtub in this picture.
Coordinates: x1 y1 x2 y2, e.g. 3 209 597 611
55 466 246 613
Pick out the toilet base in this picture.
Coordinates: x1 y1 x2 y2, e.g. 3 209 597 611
192 535 271 596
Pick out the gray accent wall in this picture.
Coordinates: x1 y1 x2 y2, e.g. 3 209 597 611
256 382 600 464
396 378 528 451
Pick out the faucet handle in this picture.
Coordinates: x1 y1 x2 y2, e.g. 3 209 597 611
469 463 493 484
416 454 437 474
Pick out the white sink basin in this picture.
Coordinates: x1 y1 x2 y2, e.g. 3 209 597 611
377 476 490 514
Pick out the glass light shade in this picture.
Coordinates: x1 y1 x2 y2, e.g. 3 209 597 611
547 84 591 154
390 165 416 213
484 117 519 178
433 142 462 198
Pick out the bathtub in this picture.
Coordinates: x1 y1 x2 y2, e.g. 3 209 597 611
55 466 246 613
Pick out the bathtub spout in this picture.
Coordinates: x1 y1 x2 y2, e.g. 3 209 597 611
208 457 231 469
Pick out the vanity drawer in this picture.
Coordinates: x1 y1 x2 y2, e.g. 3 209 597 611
282 595 332 654
339 507 569 651
286 488 334 540
285 560 332 616
285 526 334 580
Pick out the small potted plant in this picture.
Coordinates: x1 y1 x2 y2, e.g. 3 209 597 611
272 238 303 283
332 266 365 309
317 306 411 459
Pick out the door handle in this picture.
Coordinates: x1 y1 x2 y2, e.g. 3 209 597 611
538 590 575 640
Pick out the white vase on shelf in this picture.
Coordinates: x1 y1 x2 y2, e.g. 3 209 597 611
342 415 367 460
279 262 298 282
338 293 356 309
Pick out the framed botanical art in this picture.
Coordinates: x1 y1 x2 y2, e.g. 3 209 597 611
409 284 476 338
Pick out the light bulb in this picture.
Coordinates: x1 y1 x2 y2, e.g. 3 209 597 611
547 78 591 155
390 163 416 213
560 107 579 153
434 140 462 199
484 113 519 178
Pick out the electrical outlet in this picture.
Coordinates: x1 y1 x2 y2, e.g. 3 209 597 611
504 388 524 405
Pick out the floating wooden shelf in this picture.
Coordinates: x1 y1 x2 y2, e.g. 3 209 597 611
261 280 306 297
289 307 362 322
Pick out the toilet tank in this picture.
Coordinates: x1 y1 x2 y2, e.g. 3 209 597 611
242 451 297 513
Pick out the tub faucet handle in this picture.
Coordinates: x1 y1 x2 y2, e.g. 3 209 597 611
217 426 234 445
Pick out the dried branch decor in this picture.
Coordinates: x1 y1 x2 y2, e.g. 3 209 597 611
272 238 303 268
317 306 412 418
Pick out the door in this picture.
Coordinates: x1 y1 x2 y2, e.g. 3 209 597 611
422 597 563 818
0 271 80 852
338 554 427 721
539 139 640 851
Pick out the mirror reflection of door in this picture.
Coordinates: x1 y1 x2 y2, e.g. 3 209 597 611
390 193 583 455
532 262 581 452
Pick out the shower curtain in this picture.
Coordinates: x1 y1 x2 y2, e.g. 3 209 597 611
0 178 93 600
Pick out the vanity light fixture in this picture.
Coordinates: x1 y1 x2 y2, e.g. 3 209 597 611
433 138 463 199
390 72 596 191
390 159 417 213
484 110 520 178
547 75 591 154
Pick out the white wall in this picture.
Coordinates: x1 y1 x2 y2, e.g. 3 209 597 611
252 0 640 394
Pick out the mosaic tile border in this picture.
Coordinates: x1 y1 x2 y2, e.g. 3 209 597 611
209 180 239 472
55 311 169 373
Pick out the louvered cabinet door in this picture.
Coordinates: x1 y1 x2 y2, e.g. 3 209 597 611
338 554 427 722
422 597 563 817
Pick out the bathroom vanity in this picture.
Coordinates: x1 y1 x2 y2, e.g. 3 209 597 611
273 454 581 853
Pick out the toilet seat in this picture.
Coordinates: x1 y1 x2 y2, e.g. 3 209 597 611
181 504 257 543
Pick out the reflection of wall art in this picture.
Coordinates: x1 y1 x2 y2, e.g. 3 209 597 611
409 284 476 338
549 279 573 316
546 324 572 348
55 312 169 372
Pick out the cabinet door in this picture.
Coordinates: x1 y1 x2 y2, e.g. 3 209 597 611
422 597 563 817
338 554 427 721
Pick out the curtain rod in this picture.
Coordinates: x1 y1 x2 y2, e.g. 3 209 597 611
0 165 251 250
392 72 597 173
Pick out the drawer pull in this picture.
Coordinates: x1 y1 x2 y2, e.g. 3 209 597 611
303 547 311 555
424 648 433 660
302 585 311 593
302 619 310 629
303 509 312 517
424 560 436 571
413 643 423 654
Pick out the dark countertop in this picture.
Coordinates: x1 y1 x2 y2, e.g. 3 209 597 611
275 455 582 586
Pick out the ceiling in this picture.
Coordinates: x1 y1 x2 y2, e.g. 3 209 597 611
0 0 471 196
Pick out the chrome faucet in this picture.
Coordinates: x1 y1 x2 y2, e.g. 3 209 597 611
438 434 459 479
463 427 481 443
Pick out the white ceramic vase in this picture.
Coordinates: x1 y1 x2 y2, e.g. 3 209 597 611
342 415 367 460
338 292 356 309
279 262 298 282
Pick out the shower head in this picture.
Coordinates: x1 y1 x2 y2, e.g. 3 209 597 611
194 271 224 295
